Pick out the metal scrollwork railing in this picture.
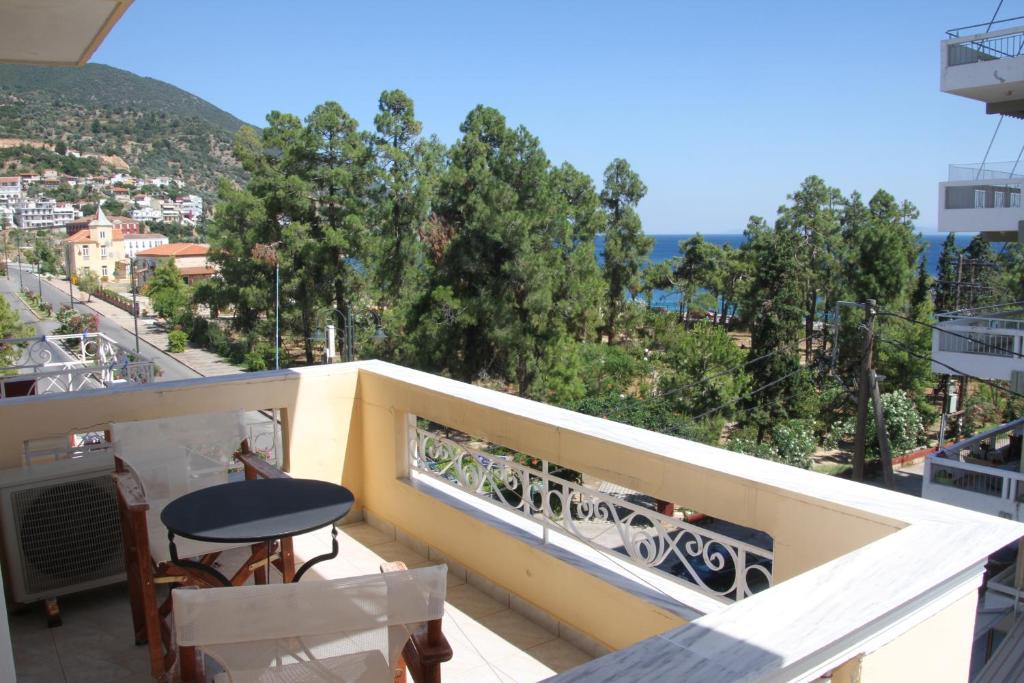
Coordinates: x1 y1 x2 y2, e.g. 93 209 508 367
410 427 773 601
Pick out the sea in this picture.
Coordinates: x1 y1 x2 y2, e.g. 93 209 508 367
595 232 976 311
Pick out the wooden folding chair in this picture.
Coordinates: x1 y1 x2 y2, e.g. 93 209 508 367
114 439 294 681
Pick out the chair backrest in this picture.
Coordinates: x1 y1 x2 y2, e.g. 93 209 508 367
174 565 447 682
111 411 249 511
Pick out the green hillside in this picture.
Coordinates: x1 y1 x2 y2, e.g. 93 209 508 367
0 63 248 198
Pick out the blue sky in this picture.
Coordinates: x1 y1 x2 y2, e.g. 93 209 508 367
92 1 1021 234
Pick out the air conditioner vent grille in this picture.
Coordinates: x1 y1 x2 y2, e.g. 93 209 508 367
10 474 124 597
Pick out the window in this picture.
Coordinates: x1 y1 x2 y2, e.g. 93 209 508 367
974 189 987 208
99 231 105 239
1012 192 1021 208
995 191 1005 208
80 245 89 257
101 246 108 258
101 266 108 277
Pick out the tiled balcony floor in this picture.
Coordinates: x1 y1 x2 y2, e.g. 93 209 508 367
9 521 592 682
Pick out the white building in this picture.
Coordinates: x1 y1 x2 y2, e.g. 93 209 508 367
130 206 162 222
940 19 1024 242
0 176 21 205
13 199 80 230
122 233 169 259
175 194 203 219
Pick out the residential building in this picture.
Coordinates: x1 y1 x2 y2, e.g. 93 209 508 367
136 242 215 285
129 206 162 222
175 193 203 219
61 207 126 281
13 198 80 230
0 176 21 204
940 18 1024 242
931 307 1024 387
160 200 182 222
65 212 140 236
122 232 168 259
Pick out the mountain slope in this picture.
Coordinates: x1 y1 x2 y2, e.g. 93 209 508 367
0 63 248 197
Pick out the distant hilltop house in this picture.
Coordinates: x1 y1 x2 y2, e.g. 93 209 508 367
0 176 21 205
135 242 216 286
61 207 125 282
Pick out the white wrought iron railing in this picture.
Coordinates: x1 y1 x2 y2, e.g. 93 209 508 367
0 332 157 399
0 361 157 399
409 425 773 601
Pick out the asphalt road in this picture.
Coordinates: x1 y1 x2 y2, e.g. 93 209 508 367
1 265 199 382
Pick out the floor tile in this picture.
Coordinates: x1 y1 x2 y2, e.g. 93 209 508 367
476 610 558 652
525 638 591 673
445 584 509 620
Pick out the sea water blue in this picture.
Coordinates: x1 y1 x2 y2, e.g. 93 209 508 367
593 233 976 311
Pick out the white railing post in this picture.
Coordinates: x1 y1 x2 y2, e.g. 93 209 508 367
542 459 550 545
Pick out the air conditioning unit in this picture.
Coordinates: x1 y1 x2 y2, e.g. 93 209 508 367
0 454 125 604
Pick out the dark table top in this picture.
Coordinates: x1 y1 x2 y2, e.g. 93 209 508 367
160 478 355 544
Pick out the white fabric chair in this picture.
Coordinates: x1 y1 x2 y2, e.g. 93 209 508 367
111 411 292 680
174 564 449 683
111 411 255 563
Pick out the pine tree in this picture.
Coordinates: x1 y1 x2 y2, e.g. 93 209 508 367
600 159 652 344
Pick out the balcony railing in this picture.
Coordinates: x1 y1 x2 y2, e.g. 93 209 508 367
410 425 773 601
946 18 1024 66
0 362 1020 682
0 332 157 398
948 162 1024 181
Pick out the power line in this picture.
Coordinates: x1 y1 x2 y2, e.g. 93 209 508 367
876 309 1024 359
875 335 1024 400
691 367 808 421
656 330 821 401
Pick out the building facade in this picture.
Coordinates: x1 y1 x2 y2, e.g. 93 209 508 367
61 207 126 281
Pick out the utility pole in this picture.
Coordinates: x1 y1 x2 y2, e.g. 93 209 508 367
852 299 876 482
869 369 894 489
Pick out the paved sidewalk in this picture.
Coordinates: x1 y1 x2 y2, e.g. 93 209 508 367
59 277 244 378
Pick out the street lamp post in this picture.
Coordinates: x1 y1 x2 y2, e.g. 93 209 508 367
252 242 282 370
16 229 23 290
329 305 386 363
130 256 139 353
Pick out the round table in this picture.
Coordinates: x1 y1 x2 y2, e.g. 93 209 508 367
161 478 354 584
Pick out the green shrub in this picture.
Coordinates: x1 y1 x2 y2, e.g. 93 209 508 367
167 330 187 353
244 350 268 372
726 419 815 469
825 390 924 456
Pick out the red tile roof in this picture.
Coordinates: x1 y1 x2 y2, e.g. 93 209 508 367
137 243 209 257
65 228 125 243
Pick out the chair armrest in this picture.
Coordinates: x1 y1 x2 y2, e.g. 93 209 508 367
406 625 453 667
113 471 149 512
234 452 289 480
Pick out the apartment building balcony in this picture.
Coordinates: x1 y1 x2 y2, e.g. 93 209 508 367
0 362 1020 682
931 308 1024 383
923 418 1024 522
942 18 1024 117
0 332 156 400
938 164 1024 240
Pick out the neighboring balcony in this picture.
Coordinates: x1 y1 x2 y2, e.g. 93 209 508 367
931 308 1024 382
0 332 156 400
938 164 1024 240
923 418 1024 522
942 18 1024 116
